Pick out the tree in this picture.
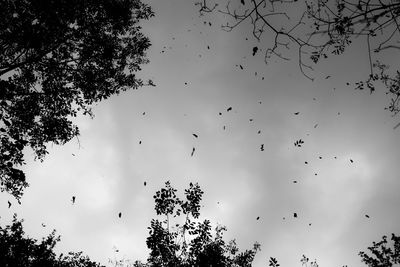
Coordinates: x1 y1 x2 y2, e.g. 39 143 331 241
136 181 261 267
0 0 154 199
194 0 400 115
0 214 105 267
359 233 400 267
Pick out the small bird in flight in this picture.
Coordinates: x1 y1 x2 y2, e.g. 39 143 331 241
72 196 76 204
365 214 370 218
191 147 195 157
260 144 264 151
192 133 198 138
294 112 300 115
227 107 232 112
8 201 11 208
144 181 147 186
350 159 353 163
256 216 260 220
294 213 298 218
118 212 122 218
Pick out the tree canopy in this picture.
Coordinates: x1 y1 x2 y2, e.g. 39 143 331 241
195 0 400 115
135 181 261 267
0 0 154 199
0 214 104 267
359 233 400 267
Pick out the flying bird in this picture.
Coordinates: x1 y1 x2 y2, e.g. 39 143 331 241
227 107 232 112
305 161 308 164
41 223 46 227
256 216 260 220
294 213 298 218
8 201 11 208
139 140 142 144
350 159 353 163
144 181 147 186
72 196 76 204
260 144 264 151
257 130 261 134
118 212 122 218
314 123 318 128
325 75 331 79
293 180 297 183
192 133 198 138
239 65 243 70
319 156 322 159
191 147 195 157
142 112 145 115
294 112 300 115
365 214 370 218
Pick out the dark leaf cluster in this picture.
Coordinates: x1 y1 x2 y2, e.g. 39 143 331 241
0 0 154 199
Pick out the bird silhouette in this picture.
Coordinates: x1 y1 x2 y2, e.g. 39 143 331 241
227 107 232 112
239 65 243 70
305 161 308 164
118 212 122 218
314 123 318 128
191 147 195 157
294 213 298 218
257 130 261 134
8 201 11 208
319 156 322 159
256 216 260 220
192 133 198 138
144 181 147 186
139 140 142 144
260 144 264 151
41 223 46 227
293 180 297 183
72 196 76 204
350 159 353 163
294 112 300 115
365 214 370 218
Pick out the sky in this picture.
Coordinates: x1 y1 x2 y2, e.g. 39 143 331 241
1 1 400 267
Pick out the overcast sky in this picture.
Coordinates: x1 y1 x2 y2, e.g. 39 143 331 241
1 1 400 267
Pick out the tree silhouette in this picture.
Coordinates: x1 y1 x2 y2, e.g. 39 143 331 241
195 0 400 115
359 233 400 267
135 181 261 266
0 214 104 267
0 0 154 199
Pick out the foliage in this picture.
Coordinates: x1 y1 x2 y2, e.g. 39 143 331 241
0 0 154 199
195 0 400 115
0 214 104 267
359 233 400 267
136 181 261 267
